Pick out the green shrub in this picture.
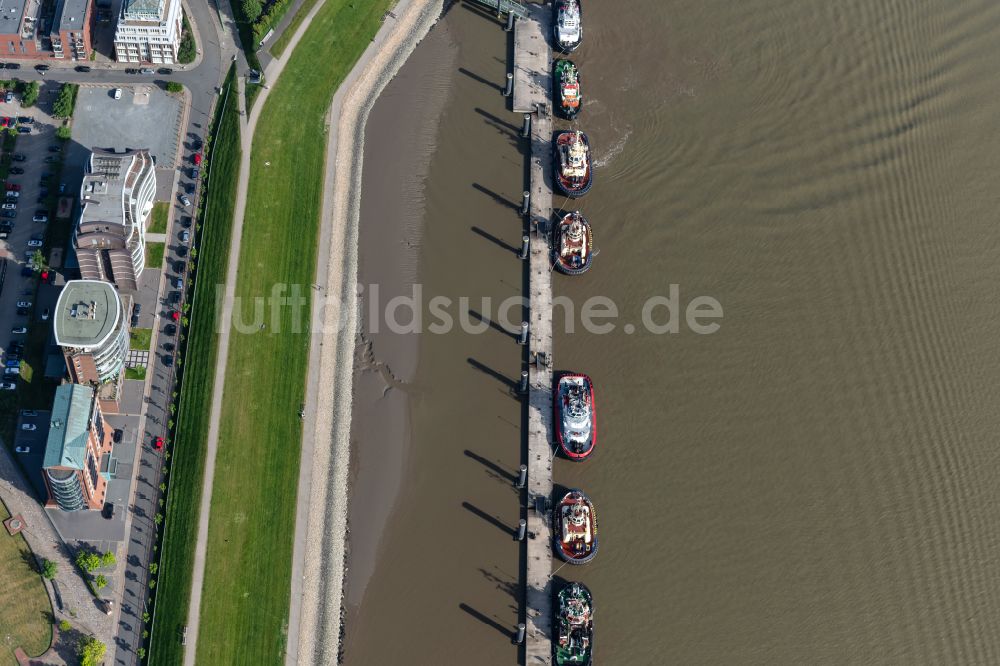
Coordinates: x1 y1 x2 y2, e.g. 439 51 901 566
56 125 71 140
178 13 196 64
52 83 78 118
21 80 39 107
166 82 183 93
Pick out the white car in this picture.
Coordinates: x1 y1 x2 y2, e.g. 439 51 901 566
15 300 31 308
14 446 29 453
11 327 26 334
114 88 122 100
1 381 15 390
180 195 191 207
27 239 41 247
21 423 35 431
1 203 16 210
6 191 18 198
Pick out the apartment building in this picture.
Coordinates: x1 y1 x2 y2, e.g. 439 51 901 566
113 0 181 64
42 384 115 512
74 148 156 293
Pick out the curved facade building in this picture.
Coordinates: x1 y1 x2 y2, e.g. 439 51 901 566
42 384 115 512
54 280 130 385
74 148 156 293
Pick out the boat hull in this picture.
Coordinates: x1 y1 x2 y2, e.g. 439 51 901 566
553 0 582 52
554 582 594 666
554 373 597 458
553 213 594 276
554 59 582 120
554 131 594 198
553 489 599 564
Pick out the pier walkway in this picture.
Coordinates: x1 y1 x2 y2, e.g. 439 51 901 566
516 3 554 664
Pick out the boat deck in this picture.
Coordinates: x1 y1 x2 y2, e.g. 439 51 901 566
517 3 555 665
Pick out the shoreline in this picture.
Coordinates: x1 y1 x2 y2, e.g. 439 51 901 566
291 0 444 664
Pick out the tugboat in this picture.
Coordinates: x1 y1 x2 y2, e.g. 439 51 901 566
553 212 593 275
553 0 582 52
554 489 598 564
554 582 594 666
555 59 582 119
555 372 596 457
554 131 593 197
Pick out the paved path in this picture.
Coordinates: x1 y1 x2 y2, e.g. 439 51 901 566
0 445 109 644
181 0 337 662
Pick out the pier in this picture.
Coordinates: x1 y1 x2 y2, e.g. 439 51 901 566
515 3 554 664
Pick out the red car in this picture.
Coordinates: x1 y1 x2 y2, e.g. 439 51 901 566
0 118 9 128
6 183 19 191
153 436 164 450
170 311 180 321
193 153 202 166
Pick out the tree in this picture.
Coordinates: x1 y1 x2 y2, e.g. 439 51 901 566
166 81 183 93
75 551 100 573
154 513 163 526
59 619 71 632
137 647 146 659
77 635 106 666
56 125 71 140
241 0 261 20
41 558 57 579
94 574 107 589
21 80 39 107
101 551 116 568
29 249 46 273
52 83 77 118
148 563 158 575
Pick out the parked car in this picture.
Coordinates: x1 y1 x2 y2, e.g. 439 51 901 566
190 167 199 179
192 137 203 151
179 194 191 207
27 239 41 247
9 167 23 174
173 276 183 289
157 67 173 75
14 446 29 452
113 88 122 100
21 423 35 431
12 153 25 161
193 153 202 166
176 246 187 257
163 342 175 352
4 91 12 103
165 323 177 336
40 269 54 283
140 67 154 74
1 210 16 219
32 213 47 223
15 307 28 316
0 117 10 128
47 145 60 153
153 436 164 450
1 382 16 391
11 327 26 334
43 155 59 163
18 116 33 124
125 68 138 74
181 216 192 228
5 191 17 198
173 260 185 272
180 230 190 243
16 300 31 308
7 183 20 191
33 64 48 71
75 65 91 73
4 367 19 375
3 63 19 70
113 428 123 443
163 355 174 367
2 203 15 210
16 126 29 134
40 308 49 321
103 503 115 519
168 291 180 304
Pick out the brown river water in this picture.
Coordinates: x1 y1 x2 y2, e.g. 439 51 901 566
343 0 1000 663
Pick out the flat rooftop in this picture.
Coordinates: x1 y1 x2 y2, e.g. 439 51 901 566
52 0 88 33
53 280 122 349
43 384 95 470
0 0 29 36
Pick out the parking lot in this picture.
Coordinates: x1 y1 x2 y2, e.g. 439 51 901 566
72 85 183 166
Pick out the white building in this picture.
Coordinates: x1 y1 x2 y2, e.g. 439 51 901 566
113 0 182 64
74 148 156 293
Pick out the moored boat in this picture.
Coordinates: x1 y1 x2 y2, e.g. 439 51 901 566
555 372 596 457
554 582 594 666
554 131 593 197
554 489 598 564
553 0 582 52
553 212 593 275
555 59 582 119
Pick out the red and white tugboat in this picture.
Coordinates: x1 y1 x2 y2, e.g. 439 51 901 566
553 212 593 275
554 489 598 564
555 372 596 459
554 131 593 197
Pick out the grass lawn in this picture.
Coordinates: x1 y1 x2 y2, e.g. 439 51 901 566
194 1 391 663
147 66 242 666
149 202 170 234
0 501 53 661
268 0 322 58
130 328 152 350
146 242 165 269
125 366 146 381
